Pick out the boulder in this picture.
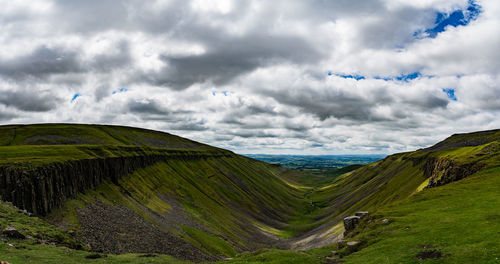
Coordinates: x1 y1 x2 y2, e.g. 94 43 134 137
343 216 360 232
355 211 369 219
2 226 26 239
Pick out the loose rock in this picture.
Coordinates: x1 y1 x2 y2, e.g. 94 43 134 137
2 226 26 239
346 241 360 247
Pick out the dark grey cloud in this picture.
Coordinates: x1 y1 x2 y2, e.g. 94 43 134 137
94 85 112 102
127 99 168 115
402 94 449 110
0 46 82 80
0 41 129 83
0 90 60 112
139 32 323 90
228 130 280 138
263 89 388 121
53 0 131 33
167 121 208 131
89 41 131 72
0 111 17 121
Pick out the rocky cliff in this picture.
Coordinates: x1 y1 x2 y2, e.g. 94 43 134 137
423 157 484 188
0 151 232 216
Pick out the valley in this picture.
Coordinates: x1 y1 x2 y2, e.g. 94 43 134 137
0 124 499 263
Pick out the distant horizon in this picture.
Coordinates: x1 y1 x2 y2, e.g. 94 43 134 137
242 153 388 157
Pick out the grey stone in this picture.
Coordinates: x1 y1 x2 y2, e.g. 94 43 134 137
355 211 369 219
343 215 361 232
347 241 360 247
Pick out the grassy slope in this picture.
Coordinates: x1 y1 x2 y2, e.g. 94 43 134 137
0 124 311 261
0 124 213 149
49 156 307 256
0 124 224 167
226 131 500 263
342 166 500 264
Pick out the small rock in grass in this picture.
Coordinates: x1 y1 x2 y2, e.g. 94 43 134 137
381 218 390 224
2 226 26 239
85 253 106 259
355 211 369 219
415 250 442 260
346 241 360 247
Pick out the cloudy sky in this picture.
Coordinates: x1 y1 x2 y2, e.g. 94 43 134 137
0 0 499 154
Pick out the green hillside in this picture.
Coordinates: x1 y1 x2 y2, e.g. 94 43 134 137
0 125 499 263
0 124 312 262
227 129 500 263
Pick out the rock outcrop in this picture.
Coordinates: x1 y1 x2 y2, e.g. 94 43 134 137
0 151 231 216
424 157 483 188
343 216 360 233
343 211 369 235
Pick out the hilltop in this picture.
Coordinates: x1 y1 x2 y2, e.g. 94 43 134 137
0 124 499 263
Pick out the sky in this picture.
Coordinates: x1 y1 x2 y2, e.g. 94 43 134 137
0 0 499 155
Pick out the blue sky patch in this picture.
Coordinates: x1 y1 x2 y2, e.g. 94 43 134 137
212 91 229 96
423 0 481 38
112 88 128 94
443 88 457 101
335 74 365 80
374 72 422 82
374 76 393 81
396 72 421 82
71 93 80 102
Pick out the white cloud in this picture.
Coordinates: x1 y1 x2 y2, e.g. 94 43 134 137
0 0 499 154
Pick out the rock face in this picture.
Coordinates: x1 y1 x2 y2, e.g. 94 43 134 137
0 151 231 216
2 226 25 239
424 158 483 188
343 216 360 233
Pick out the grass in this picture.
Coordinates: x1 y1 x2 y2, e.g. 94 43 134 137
0 145 229 167
0 123 214 150
220 247 336 264
182 225 237 257
48 156 309 258
340 166 500 264
0 243 187 264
